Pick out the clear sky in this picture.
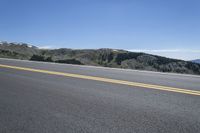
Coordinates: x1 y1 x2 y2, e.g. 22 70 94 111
0 0 200 60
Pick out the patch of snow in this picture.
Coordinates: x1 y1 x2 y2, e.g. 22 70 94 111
28 45 33 48
112 49 119 52
38 46 53 49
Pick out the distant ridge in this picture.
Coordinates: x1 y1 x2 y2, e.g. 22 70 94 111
1 41 200 75
191 59 200 64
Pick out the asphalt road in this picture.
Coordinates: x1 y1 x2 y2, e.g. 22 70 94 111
0 58 200 133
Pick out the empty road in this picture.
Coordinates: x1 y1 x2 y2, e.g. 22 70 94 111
0 58 200 133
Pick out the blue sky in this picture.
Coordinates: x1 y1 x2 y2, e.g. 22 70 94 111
0 0 200 60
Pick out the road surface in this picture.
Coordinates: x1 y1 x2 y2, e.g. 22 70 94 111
0 58 200 133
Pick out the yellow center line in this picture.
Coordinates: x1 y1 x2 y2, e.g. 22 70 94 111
0 64 200 96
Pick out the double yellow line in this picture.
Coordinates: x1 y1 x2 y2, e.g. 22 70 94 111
0 64 200 96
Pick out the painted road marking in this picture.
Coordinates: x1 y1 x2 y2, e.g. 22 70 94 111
1 58 200 78
0 64 200 96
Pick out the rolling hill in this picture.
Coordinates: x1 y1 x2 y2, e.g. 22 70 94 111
1 41 200 75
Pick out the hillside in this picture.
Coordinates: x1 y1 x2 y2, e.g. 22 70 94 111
1 42 200 75
0 42 39 59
